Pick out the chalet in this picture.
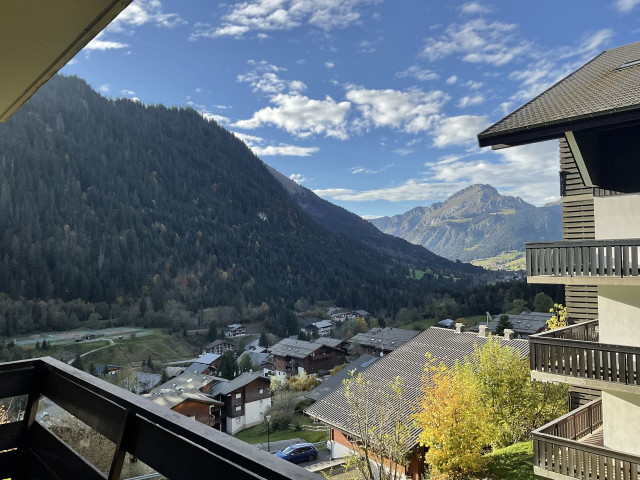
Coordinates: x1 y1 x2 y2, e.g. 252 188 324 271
203 339 237 355
224 323 246 338
478 40 640 480
268 338 340 377
184 352 221 375
302 319 333 337
146 373 224 429
210 371 272 435
306 327 529 480
135 372 162 394
348 327 420 356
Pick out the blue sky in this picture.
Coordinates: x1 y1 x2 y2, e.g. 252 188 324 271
63 0 640 218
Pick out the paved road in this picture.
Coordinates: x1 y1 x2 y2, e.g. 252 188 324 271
254 438 343 473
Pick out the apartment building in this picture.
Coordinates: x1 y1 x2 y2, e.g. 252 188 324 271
478 41 640 480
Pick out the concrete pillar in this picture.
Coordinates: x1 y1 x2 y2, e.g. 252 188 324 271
478 325 489 337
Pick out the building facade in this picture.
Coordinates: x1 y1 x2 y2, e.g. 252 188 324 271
478 41 640 479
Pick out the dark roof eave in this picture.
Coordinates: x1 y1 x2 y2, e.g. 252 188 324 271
478 105 640 148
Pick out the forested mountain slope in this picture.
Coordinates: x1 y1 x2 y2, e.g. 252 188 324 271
267 166 479 273
370 184 561 263
0 75 479 314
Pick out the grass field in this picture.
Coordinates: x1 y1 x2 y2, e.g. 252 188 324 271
234 414 329 445
472 250 526 271
82 331 201 365
483 441 545 480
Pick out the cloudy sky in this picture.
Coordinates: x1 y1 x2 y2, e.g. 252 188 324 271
63 0 640 218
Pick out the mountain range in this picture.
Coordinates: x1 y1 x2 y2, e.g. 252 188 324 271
0 75 481 321
369 184 562 268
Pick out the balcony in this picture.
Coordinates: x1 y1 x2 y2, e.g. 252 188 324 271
0 356 319 480
533 398 640 480
526 239 640 285
530 320 640 393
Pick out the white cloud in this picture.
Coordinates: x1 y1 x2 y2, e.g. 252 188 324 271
121 89 136 96
349 163 394 174
429 141 559 205
237 61 307 94
460 2 491 15
253 144 319 156
313 180 460 202
614 0 640 12
431 115 490 147
464 80 483 90
232 132 319 157
289 173 308 183
109 0 186 32
446 75 458 84
325 61 336 68
233 93 351 139
346 87 448 133
358 40 377 53
457 94 484 108
191 0 381 39
421 18 529 66
395 66 439 81
85 32 129 51
98 84 111 93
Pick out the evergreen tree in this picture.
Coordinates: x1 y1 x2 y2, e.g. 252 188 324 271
258 331 269 348
72 353 84 371
495 314 513 336
216 351 238 380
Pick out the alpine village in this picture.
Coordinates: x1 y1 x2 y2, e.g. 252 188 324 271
1 3 640 480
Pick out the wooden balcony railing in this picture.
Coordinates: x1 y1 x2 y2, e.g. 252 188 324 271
526 239 640 279
530 320 640 387
0 357 319 480
533 399 640 479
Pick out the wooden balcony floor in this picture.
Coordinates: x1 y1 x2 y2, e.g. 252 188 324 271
581 427 604 447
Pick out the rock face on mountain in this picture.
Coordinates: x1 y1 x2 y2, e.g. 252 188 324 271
369 185 562 263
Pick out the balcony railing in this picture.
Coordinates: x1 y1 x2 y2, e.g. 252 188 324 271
533 399 640 479
530 320 640 388
0 356 319 480
526 239 640 279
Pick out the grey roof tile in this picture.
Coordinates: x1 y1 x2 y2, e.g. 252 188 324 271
479 41 640 141
305 327 529 450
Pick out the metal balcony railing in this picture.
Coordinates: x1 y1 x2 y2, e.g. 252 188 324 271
0 357 319 480
526 239 640 279
533 399 640 479
529 320 640 387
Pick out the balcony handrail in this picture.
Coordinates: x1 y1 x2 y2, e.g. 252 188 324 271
0 357 318 480
530 325 640 356
532 399 640 475
530 319 598 339
526 239 640 248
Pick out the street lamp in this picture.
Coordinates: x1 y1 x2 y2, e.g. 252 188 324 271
265 415 272 453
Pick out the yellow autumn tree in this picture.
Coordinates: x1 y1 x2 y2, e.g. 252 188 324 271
547 303 568 330
413 355 490 480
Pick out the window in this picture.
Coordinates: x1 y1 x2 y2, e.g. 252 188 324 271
235 392 241 399
259 388 264 395
235 405 242 412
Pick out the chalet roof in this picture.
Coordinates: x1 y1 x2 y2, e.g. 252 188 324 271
305 355 378 402
313 337 344 349
184 363 209 374
308 320 333 329
478 41 640 148
210 371 268 396
305 327 529 450
147 372 224 409
269 338 324 359
195 353 221 365
355 310 370 316
349 327 420 352
238 350 270 367
204 339 233 349
471 311 551 336
226 323 244 331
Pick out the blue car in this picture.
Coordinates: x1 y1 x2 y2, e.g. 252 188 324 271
274 443 318 463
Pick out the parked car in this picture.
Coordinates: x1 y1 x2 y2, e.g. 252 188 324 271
274 443 318 463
